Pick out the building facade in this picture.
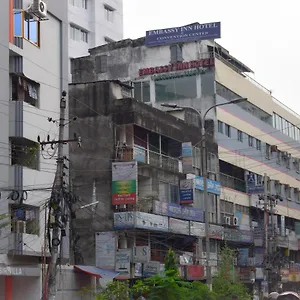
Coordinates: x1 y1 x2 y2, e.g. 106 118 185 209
71 33 300 294
69 79 220 280
0 0 71 299
68 0 123 76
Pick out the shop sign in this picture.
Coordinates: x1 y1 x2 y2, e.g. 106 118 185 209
209 224 223 240
169 218 189 235
153 201 203 222
145 22 221 47
113 212 135 229
135 212 168 232
0 266 23 276
133 246 150 263
280 268 289 282
194 176 221 195
143 261 161 277
139 58 215 76
95 231 116 269
189 221 205 237
115 249 131 279
179 179 194 204
185 265 204 280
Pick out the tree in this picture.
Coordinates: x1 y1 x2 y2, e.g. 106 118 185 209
165 248 178 274
93 280 130 300
213 246 251 300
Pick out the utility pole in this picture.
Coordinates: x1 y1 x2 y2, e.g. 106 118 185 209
263 173 269 296
38 91 81 300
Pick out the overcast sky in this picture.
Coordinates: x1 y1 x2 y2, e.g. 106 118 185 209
123 0 300 115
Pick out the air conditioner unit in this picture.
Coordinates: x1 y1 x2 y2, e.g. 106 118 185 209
28 0 47 19
232 216 238 227
225 216 231 225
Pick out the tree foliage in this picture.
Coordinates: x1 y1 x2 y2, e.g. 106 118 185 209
164 248 178 274
213 246 251 300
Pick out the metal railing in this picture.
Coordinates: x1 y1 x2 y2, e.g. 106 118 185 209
117 146 181 173
219 172 246 193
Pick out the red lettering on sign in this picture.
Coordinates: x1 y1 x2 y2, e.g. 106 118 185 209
138 58 214 76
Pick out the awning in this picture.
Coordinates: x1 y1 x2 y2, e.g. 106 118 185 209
74 265 119 280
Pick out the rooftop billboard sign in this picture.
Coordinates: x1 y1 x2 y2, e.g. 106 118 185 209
145 22 221 47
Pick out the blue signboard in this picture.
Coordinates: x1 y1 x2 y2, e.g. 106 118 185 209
238 248 249 267
180 189 194 203
194 176 221 195
167 203 203 222
145 22 221 47
247 173 264 194
181 142 193 157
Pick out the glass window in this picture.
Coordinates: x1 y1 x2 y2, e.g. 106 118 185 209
276 151 281 165
13 11 23 37
82 0 87 9
265 143 270 159
218 121 223 134
155 75 197 102
225 124 231 137
256 139 261 150
134 81 150 103
248 135 254 147
24 13 39 45
104 5 114 22
237 130 243 142
170 44 183 63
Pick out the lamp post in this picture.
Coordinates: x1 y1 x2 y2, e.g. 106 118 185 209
161 97 247 290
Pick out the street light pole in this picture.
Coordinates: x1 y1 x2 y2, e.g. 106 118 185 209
161 98 247 291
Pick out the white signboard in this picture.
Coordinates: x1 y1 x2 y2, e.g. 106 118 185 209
0 267 23 276
143 261 161 277
115 249 131 279
133 246 150 263
169 218 189 235
95 232 116 269
190 221 205 237
114 212 135 229
135 212 168 231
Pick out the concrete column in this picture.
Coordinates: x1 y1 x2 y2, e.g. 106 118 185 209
5 276 12 300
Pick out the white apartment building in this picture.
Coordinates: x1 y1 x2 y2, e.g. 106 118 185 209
68 0 123 76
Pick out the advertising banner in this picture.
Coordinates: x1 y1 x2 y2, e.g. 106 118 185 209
179 179 194 204
169 218 189 235
189 221 205 237
238 248 249 267
209 224 223 240
194 176 221 195
112 161 137 205
95 232 116 269
135 212 168 232
153 201 203 222
143 261 161 277
113 212 135 229
145 22 221 47
115 249 131 279
133 246 150 263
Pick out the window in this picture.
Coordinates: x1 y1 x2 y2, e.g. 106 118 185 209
70 0 87 9
285 185 291 200
248 135 254 147
70 24 88 43
225 124 231 137
296 189 300 204
155 75 197 102
104 36 115 44
24 13 40 46
13 11 40 46
256 139 261 151
218 121 224 134
170 44 183 63
95 55 108 73
104 5 114 22
11 137 39 170
265 143 271 159
11 74 39 107
159 182 179 204
13 11 23 37
275 182 281 196
276 151 281 165
134 81 150 103
237 130 243 142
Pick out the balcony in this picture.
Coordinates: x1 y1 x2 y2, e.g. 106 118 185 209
219 172 246 193
117 145 182 173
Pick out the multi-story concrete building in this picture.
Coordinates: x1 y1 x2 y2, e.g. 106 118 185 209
68 0 123 75
71 28 300 294
69 79 219 280
0 0 75 299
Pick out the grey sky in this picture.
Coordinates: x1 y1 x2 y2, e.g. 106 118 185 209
123 0 300 114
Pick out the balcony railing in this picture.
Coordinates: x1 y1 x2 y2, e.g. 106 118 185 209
117 146 182 173
219 172 246 193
